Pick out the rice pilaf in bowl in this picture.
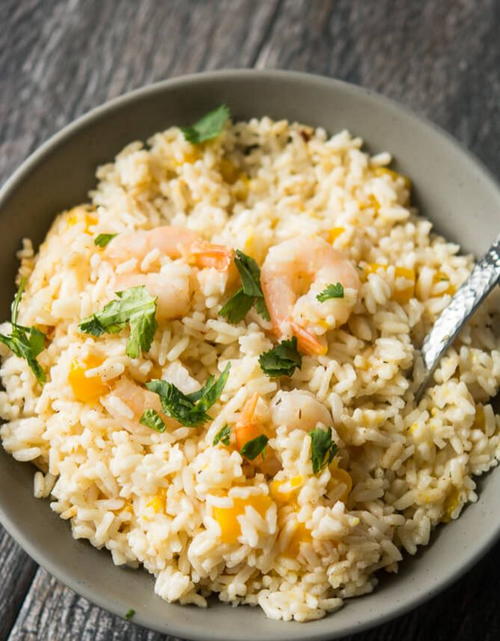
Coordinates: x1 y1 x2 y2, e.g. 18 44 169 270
0 71 499 637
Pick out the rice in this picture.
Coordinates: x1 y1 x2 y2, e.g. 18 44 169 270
0 115 499 622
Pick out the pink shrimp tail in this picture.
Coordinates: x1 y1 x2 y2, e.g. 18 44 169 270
290 323 327 356
185 241 234 271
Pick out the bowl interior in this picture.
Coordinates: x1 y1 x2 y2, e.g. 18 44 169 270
0 70 499 641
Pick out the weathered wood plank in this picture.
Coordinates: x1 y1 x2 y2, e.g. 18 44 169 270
0 0 280 639
6 567 173 641
0 0 279 184
256 0 500 176
0 529 37 640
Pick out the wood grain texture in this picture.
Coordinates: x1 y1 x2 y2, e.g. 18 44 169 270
6 568 174 641
0 0 280 183
256 0 500 176
1 0 500 640
0 530 37 640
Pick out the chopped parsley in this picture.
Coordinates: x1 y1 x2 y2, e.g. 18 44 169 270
0 278 46 383
146 363 230 427
94 233 117 247
310 426 338 474
125 608 135 621
240 434 268 460
258 337 302 377
213 424 231 446
219 250 269 323
139 408 166 433
181 105 230 144
316 282 344 302
234 250 263 297
219 288 254 323
79 286 157 358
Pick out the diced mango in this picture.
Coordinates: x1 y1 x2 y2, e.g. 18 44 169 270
220 158 240 184
327 227 345 243
359 194 380 211
393 266 416 303
146 487 166 514
433 271 456 296
149 364 163 379
363 263 415 303
330 465 352 503
284 521 312 557
213 494 273 544
66 207 98 233
174 149 200 166
473 404 485 430
373 166 411 191
68 354 108 402
270 475 304 505
442 488 461 522
233 174 250 201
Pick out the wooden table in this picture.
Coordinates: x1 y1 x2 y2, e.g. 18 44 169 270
1 1 500 639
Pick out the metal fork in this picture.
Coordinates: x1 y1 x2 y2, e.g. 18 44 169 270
414 237 500 402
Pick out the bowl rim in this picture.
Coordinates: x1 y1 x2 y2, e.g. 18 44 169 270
1 68 499 640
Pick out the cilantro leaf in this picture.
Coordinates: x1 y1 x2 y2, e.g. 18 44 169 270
316 282 344 302
188 363 231 411
219 288 254 323
255 296 270 321
181 105 230 144
146 379 210 426
240 434 269 460
146 363 230 427
140 408 166 433
79 316 106 337
310 426 338 474
213 424 231 446
127 308 158 358
258 337 302 377
0 279 47 383
79 286 157 357
234 250 262 297
94 233 117 247
219 250 268 324
125 609 135 621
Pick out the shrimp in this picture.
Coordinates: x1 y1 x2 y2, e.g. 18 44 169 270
101 377 177 434
271 390 332 432
105 225 233 271
234 393 281 477
115 263 192 321
260 236 360 355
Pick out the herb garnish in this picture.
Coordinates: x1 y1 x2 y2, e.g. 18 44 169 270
240 434 268 460
146 363 230 427
139 408 166 433
219 250 269 323
316 282 344 302
181 105 230 144
79 286 157 358
258 336 302 377
219 288 254 323
125 608 135 620
310 426 338 474
213 424 231 446
94 233 118 248
0 278 46 383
